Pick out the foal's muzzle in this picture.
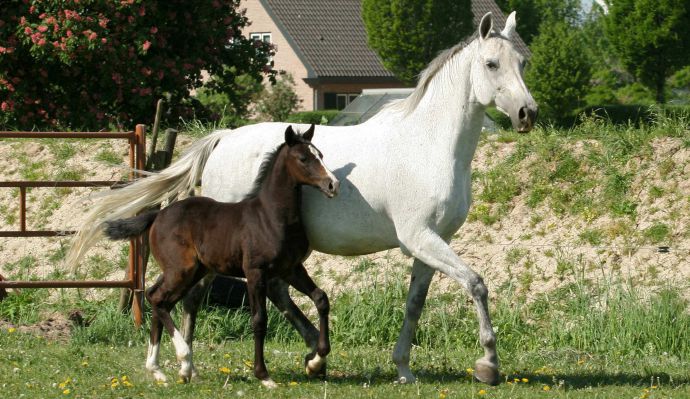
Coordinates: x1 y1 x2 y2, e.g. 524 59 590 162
320 178 340 198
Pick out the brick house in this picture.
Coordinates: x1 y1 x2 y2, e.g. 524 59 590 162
240 0 529 111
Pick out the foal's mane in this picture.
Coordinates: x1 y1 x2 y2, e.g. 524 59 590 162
244 133 311 199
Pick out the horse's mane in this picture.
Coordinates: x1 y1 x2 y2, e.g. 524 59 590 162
384 32 504 117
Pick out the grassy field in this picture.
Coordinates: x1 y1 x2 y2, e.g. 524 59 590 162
2 113 690 398
1 271 690 398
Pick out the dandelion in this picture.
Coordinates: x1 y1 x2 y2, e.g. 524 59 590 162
224 353 231 359
219 367 231 374
63 389 71 395
543 385 551 391
478 389 487 395
289 381 298 386
521 378 528 383
466 368 474 374
81 361 88 367
439 388 449 399
243 360 253 368
513 378 520 383
8 327 16 333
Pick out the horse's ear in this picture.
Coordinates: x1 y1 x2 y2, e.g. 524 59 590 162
478 12 493 41
501 11 517 39
285 125 299 146
303 124 315 142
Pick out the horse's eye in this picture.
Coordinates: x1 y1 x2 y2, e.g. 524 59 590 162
486 60 499 71
298 156 308 163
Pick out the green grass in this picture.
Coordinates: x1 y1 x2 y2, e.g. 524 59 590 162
1 270 689 398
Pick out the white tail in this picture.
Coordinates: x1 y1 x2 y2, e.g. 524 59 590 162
66 129 230 272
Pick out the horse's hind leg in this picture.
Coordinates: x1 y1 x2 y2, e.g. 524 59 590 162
392 259 435 384
283 264 330 378
181 272 216 379
267 277 320 350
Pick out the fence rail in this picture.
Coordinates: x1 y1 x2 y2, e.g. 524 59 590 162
0 125 147 327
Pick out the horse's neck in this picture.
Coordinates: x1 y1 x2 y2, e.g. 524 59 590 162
406 45 486 169
257 153 301 225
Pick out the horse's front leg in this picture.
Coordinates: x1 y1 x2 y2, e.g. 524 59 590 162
392 259 435 384
245 268 276 388
399 229 500 385
283 264 330 377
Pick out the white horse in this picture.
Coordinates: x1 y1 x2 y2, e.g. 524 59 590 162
67 12 536 385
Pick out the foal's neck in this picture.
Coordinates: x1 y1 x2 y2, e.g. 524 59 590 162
257 149 302 225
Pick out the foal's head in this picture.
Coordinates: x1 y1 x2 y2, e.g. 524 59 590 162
284 124 339 198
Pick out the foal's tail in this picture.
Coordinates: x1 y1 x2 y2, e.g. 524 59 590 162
65 128 230 273
103 210 159 240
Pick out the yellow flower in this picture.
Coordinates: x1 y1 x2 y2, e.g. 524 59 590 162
63 389 71 395
439 388 449 399
243 360 253 368
289 381 298 386
219 367 231 374
514 378 520 383
466 368 474 374
543 385 551 391
521 378 529 383
123 380 133 387
651 385 658 389
478 389 487 395
224 353 231 359
81 361 89 367
121 375 128 381
8 327 16 333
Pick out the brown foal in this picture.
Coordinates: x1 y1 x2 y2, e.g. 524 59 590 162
104 124 339 388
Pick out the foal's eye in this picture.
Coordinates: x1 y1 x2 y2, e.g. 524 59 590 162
298 156 308 163
486 60 499 71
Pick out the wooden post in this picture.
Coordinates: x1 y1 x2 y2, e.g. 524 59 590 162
131 124 146 328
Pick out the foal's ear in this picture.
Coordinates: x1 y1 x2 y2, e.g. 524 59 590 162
285 125 299 146
303 124 315 142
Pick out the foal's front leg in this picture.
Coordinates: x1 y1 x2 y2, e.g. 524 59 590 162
284 264 330 377
245 268 276 388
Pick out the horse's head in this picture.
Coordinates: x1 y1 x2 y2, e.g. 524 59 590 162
471 12 538 133
284 124 339 198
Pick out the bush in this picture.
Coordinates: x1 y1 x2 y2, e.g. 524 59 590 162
0 0 275 129
254 73 300 122
580 104 690 125
286 110 340 125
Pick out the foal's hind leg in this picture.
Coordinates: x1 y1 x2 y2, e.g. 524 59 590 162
147 262 208 383
181 272 216 379
145 275 168 382
283 264 330 378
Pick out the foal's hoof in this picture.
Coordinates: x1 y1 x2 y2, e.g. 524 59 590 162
304 353 327 378
261 378 278 389
473 359 500 386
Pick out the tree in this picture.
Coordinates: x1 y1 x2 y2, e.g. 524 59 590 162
524 21 592 124
495 0 580 45
603 0 690 103
361 0 473 85
0 0 275 129
255 73 301 122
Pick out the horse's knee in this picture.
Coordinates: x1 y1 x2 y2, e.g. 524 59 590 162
469 275 488 300
251 311 267 335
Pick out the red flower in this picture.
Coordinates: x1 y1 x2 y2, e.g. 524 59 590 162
142 40 151 51
1 102 8 112
37 25 48 32
150 26 158 34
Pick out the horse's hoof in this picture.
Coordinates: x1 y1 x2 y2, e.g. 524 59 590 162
473 359 500 386
304 353 327 378
261 379 278 389
396 374 417 384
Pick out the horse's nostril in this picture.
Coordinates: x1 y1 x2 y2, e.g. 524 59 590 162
328 182 334 191
519 107 527 121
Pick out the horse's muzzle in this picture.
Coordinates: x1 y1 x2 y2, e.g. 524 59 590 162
517 105 538 133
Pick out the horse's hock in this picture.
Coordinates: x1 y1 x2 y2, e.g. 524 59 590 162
0 126 148 327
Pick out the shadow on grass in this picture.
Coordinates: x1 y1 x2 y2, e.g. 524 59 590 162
266 368 690 389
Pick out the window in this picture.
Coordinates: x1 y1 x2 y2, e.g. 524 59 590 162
324 92 359 110
250 32 273 64
250 32 272 43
